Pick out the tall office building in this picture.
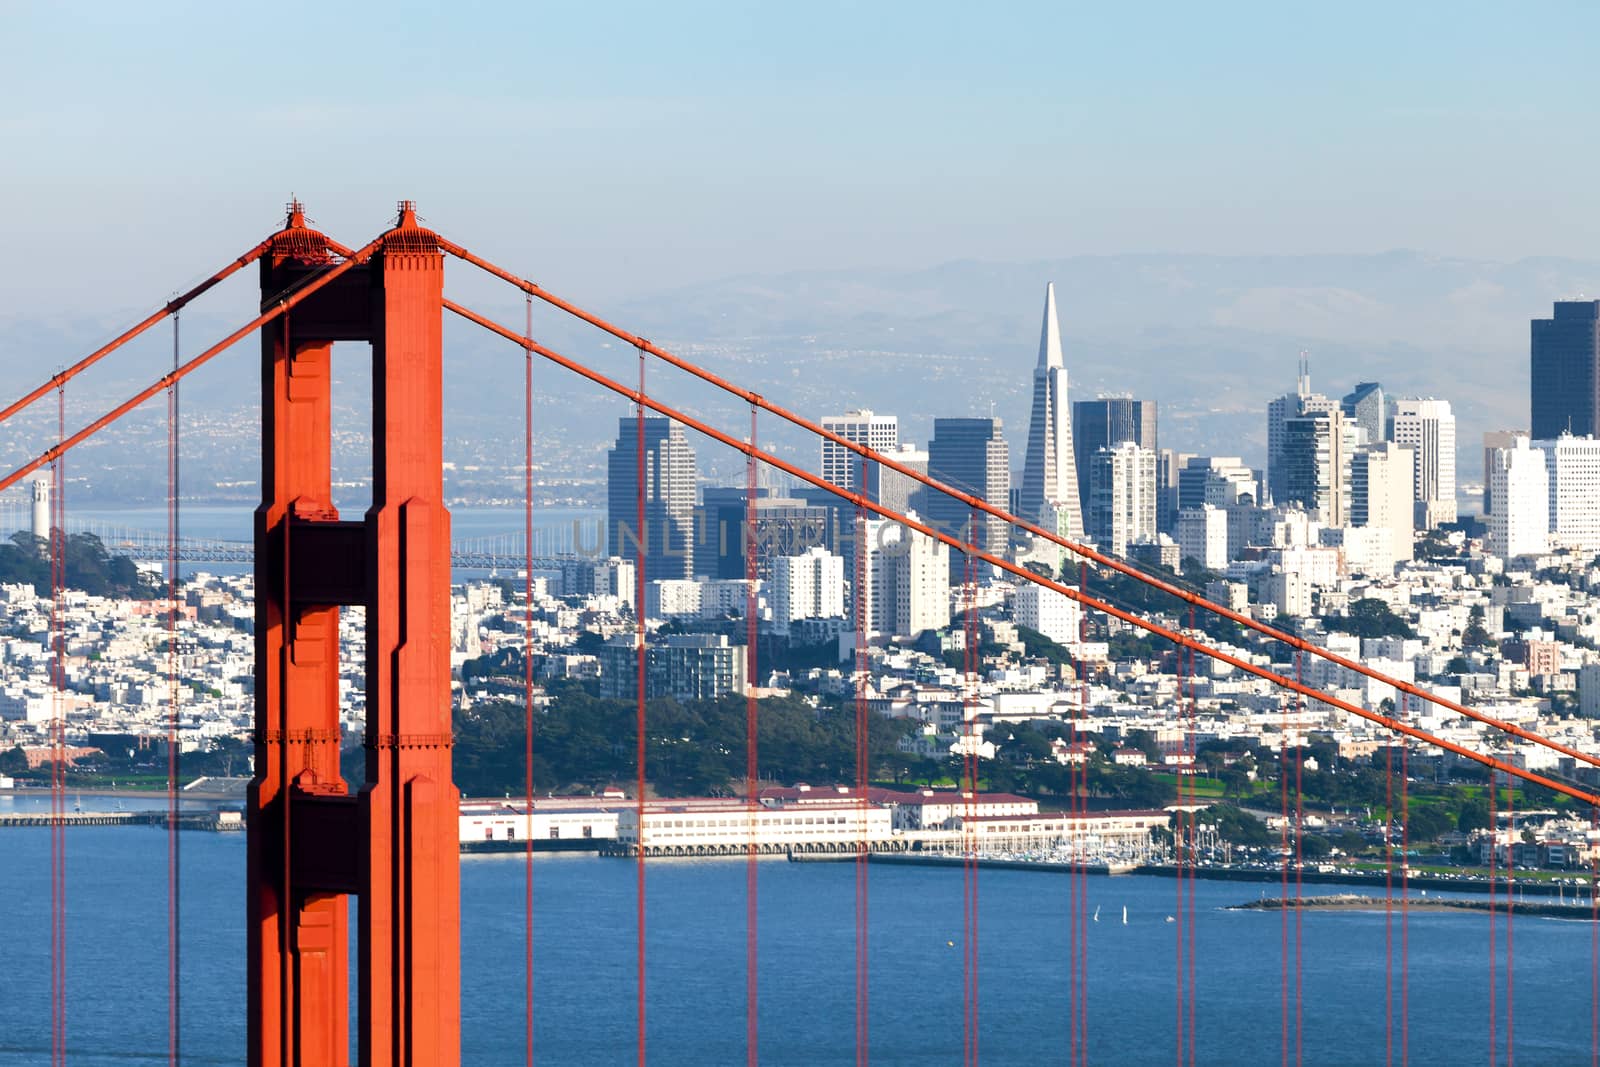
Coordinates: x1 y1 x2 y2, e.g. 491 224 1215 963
1085 442 1157 558
1340 381 1386 445
694 488 835 580
1350 442 1415 569
1488 436 1549 558
1155 449 1193 534
1390 398 1457 528
1533 435 1600 554
1281 409 1357 526
1531 300 1600 440
607 416 697 580
1177 456 1258 511
928 417 1010 580
1072 397 1157 515
1018 283 1083 538
1266 355 1338 503
820 410 898 496
1482 430 1526 515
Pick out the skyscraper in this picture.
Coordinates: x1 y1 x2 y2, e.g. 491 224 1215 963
1085 442 1157 558
1340 381 1386 445
1531 300 1600 440
820 409 898 496
607 416 697 580
1390 397 1457 528
1281 409 1357 526
1072 396 1157 515
1482 429 1526 515
1266 355 1338 503
928 416 1010 580
1018 283 1082 538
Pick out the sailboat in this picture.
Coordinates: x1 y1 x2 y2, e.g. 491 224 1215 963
1122 906 1128 925
1093 905 1100 922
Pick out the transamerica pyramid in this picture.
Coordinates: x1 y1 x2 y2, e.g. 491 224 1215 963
1018 282 1083 542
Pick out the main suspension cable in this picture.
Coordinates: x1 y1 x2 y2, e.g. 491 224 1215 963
442 297 1600 807
433 239 1598 772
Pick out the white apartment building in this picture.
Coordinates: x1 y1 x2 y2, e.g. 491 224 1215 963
1014 581 1082 645
1534 435 1600 555
1489 436 1549 558
1349 441 1415 570
1086 441 1157 558
821 409 898 494
1176 504 1228 571
769 547 845 635
1391 398 1457 528
861 515 950 637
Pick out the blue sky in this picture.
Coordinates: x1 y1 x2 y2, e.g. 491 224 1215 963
3 1 1598 312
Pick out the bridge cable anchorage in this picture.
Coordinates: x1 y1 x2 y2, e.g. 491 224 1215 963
167 307 182 1067
0 237 274 426
440 296 1600 806
743 401 760 1067
0 236 385 497
523 291 536 1067
633 344 648 1067
432 240 1600 776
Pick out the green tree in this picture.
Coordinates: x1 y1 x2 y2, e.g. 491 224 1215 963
1457 796 1490 834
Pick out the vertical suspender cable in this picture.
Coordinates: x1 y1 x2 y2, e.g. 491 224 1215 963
51 381 66 1067
961 510 978 1067
853 453 870 1067
744 404 759 1067
523 295 536 1067
634 348 648 1067
1186 608 1197 1067
1175 612 1187 1067
1489 771 1498 1067
1400 744 1409 1067
1386 743 1394 1067
1506 785 1515 1066
168 310 182 1067
1294 652 1304 1067
1279 680 1289 1067
1078 559 1090 1067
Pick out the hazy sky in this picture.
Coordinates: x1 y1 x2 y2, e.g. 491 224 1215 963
4 1 1598 313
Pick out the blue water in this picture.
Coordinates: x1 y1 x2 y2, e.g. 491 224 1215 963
1 827 1594 1065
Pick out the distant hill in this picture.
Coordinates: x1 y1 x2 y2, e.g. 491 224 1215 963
4 251 1598 504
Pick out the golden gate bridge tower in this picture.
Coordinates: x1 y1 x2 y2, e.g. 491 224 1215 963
249 202 458 1066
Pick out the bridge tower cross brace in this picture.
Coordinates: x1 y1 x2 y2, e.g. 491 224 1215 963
248 201 460 1067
